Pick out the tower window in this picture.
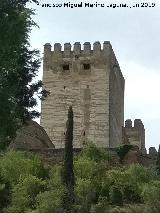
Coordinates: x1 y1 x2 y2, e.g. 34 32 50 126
63 64 69 70
83 131 85 136
83 64 90 70
64 86 66 89
75 55 79 60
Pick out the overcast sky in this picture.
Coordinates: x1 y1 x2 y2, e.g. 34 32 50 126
29 0 160 150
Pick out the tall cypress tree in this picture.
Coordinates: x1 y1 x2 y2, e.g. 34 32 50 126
0 0 47 149
156 144 160 174
63 106 75 212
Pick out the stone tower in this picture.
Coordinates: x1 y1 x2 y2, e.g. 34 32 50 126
124 119 146 154
40 41 125 148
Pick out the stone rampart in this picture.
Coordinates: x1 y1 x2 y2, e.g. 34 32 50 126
41 41 124 149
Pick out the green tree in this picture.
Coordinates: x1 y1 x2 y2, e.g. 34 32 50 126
156 145 160 175
63 106 75 212
0 0 47 149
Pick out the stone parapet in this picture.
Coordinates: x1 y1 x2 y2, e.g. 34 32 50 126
123 119 145 152
41 41 124 148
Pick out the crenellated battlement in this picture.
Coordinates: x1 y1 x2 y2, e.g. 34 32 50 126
42 40 125 149
125 119 144 129
124 119 145 153
43 41 124 83
44 41 112 57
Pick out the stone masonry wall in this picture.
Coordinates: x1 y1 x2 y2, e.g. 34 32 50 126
109 49 125 147
41 41 124 148
22 147 156 167
124 119 146 153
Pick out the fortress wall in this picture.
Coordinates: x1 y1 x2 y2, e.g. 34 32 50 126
108 45 125 147
124 119 145 152
41 41 124 148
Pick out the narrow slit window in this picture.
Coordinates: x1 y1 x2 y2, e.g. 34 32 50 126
83 64 90 70
63 64 69 71
83 131 85 136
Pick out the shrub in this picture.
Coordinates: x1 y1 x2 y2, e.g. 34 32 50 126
142 180 160 213
81 143 110 163
74 158 98 179
0 151 47 185
0 173 10 211
109 186 123 206
90 196 108 213
35 189 64 213
123 185 141 203
32 165 65 213
5 175 46 213
115 145 133 163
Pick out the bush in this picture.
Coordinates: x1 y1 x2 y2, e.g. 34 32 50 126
81 143 110 163
109 186 123 206
33 165 64 213
74 158 98 179
48 165 63 189
76 178 93 199
142 181 160 213
0 173 10 211
5 175 46 213
115 145 133 163
0 151 47 185
127 164 155 184
123 185 141 203
35 190 64 213
90 196 108 213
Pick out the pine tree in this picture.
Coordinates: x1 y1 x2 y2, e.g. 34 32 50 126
0 0 47 149
156 145 160 174
63 106 75 212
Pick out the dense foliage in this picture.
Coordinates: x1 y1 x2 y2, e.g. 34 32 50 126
0 0 47 149
63 106 75 212
115 144 133 163
0 145 159 213
156 145 160 175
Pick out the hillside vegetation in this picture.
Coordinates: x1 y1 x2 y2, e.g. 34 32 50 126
0 144 160 213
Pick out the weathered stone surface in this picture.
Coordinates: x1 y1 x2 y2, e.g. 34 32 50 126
10 120 55 150
123 119 145 152
41 41 125 148
123 146 141 165
28 148 80 165
149 147 157 156
24 147 156 167
41 41 146 151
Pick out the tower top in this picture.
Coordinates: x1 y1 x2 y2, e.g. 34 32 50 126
43 41 112 55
